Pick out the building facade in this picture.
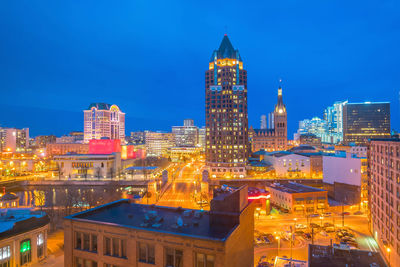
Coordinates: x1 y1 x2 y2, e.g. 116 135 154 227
46 143 89 157
35 135 56 148
172 120 199 147
343 102 390 145
205 35 249 178
64 186 254 267
145 132 175 157
369 138 400 267
0 128 29 152
267 182 328 213
250 86 287 152
0 209 49 267
83 103 125 144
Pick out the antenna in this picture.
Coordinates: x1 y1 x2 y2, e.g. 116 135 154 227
224 25 228 36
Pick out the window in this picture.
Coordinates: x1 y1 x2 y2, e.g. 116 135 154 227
76 232 82 249
112 238 119 257
0 246 11 267
37 233 44 258
104 237 126 258
138 242 155 264
20 239 31 265
104 237 111 256
76 232 97 253
195 253 215 267
75 257 97 267
91 234 97 252
83 233 90 251
165 248 183 267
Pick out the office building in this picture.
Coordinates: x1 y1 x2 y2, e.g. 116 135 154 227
198 127 206 151
343 102 390 145
369 138 400 267
251 86 288 152
145 131 175 157
205 35 249 178
127 131 146 145
64 186 254 267
83 103 125 144
35 135 56 148
267 182 328 213
0 128 29 152
0 208 49 267
46 143 89 157
172 119 199 147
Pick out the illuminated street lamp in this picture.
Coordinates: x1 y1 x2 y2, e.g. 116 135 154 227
275 236 280 257
386 247 391 267
319 216 324 227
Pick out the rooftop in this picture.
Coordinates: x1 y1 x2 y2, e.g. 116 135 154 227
66 199 238 241
308 244 386 267
0 209 49 241
269 182 326 194
210 35 242 62
87 103 111 110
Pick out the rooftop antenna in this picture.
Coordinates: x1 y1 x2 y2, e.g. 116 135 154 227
224 25 228 36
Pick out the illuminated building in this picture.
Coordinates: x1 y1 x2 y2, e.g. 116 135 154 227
0 193 19 208
127 131 146 145
83 103 125 144
198 127 206 151
53 153 122 179
267 182 328 213
0 208 49 266
250 85 287 152
145 131 175 157
64 186 254 267
260 115 267 129
46 143 89 157
172 119 199 147
168 146 201 162
343 102 390 145
369 138 400 267
205 35 248 177
0 127 29 152
35 135 56 148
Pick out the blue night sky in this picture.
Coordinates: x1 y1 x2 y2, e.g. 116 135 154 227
1 1 399 137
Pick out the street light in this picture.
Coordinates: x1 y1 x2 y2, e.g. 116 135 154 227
275 236 280 257
320 216 324 227
386 247 391 267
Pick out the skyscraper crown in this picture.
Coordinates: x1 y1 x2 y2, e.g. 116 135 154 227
210 35 242 62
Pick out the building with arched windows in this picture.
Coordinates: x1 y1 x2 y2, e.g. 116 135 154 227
83 103 125 144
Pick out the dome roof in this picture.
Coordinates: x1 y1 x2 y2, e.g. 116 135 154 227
1 193 18 201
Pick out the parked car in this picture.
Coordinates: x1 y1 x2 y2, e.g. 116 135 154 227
303 233 312 240
320 230 328 236
310 223 320 228
262 236 271 244
323 212 332 217
309 213 320 218
323 222 334 228
295 224 307 229
325 227 335 233
340 212 351 216
354 210 363 215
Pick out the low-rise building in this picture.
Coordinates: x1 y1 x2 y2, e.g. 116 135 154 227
46 143 89 157
53 153 121 179
145 131 175 157
0 193 19 209
168 146 201 162
64 186 254 267
323 151 367 207
0 208 49 267
267 182 328 213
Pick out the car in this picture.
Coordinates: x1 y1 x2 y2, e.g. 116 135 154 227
303 233 312 240
295 224 307 229
295 230 305 235
309 213 320 218
262 236 271 244
323 222 334 228
323 212 332 217
354 210 363 215
325 227 335 233
320 230 328 236
310 223 320 228
340 212 351 216
255 237 264 245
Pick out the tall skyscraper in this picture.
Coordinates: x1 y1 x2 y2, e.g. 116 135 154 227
83 103 125 144
343 102 390 145
260 115 267 129
205 35 248 178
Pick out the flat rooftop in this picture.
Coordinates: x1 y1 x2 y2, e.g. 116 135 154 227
309 244 386 267
269 182 326 194
0 209 49 240
66 199 237 241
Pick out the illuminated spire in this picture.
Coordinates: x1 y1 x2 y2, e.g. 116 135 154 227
275 82 286 114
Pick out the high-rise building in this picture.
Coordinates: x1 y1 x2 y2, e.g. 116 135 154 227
205 35 248 177
343 102 390 145
145 131 175 157
35 135 56 148
260 115 267 129
172 119 199 147
0 127 29 152
369 138 400 267
250 86 288 152
83 103 125 144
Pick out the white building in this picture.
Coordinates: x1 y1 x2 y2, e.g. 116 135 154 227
171 119 199 147
83 103 125 144
53 153 122 179
263 152 311 177
145 131 175 157
0 128 29 152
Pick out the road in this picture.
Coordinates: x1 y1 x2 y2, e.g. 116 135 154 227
156 161 209 210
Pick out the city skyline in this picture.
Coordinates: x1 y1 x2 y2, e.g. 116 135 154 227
1 1 399 137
